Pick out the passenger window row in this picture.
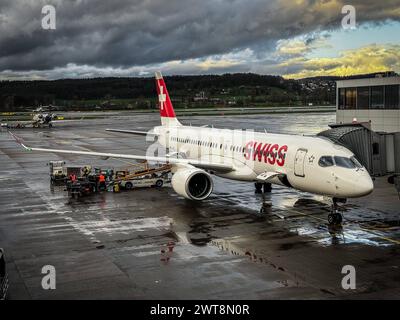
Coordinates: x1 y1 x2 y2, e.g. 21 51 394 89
171 137 245 152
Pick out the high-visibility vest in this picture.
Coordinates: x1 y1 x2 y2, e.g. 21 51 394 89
99 175 105 182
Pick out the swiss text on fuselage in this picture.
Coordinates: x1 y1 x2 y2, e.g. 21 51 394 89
244 141 288 166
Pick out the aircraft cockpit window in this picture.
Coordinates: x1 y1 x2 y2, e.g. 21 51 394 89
350 156 363 168
334 156 356 169
318 156 334 167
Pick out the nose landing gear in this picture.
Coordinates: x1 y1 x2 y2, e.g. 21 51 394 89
259 201 272 214
328 198 345 226
328 210 342 225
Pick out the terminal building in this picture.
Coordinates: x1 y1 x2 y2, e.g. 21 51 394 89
318 73 400 178
336 75 400 133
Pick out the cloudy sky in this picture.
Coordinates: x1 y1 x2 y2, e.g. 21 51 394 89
0 0 399 80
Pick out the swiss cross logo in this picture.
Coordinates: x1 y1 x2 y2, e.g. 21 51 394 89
159 85 166 110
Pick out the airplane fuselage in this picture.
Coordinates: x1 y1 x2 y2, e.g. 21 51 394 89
155 125 374 199
12 71 373 207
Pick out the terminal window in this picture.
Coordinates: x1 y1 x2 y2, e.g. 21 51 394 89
357 87 369 109
339 84 399 110
339 88 345 109
370 86 384 109
345 88 357 109
384 85 399 109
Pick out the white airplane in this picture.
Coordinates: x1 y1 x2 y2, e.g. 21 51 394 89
1 111 56 129
10 72 373 225
31 112 56 128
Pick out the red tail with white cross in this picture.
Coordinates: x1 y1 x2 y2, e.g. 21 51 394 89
155 71 181 126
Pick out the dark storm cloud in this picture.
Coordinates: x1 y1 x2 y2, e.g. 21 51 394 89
0 0 399 74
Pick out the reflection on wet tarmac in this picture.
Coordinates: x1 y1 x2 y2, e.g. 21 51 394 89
1 111 399 299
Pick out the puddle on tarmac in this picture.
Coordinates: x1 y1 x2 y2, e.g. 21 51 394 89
290 224 395 247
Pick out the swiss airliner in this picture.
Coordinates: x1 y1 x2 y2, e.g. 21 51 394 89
10 72 373 225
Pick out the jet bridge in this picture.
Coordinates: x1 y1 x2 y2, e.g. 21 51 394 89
318 122 400 177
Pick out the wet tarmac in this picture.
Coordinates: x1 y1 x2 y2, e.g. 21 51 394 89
0 112 399 299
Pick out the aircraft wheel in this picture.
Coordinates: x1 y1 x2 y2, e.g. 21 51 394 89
155 180 163 188
263 183 272 193
255 183 263 194
335 212 343 225
259 207 267 214
328 212 342 225
125 182 133 190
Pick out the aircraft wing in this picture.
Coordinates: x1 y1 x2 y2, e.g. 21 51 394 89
1 120 32 126
9 131 233 173
106 128 158 136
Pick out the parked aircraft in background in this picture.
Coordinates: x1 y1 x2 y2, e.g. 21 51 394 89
2 109 57 129
31 112 57 128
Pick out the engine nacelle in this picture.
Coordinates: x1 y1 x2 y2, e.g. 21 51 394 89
171 168 213 201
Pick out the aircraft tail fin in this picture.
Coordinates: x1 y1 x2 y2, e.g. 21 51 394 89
155 71 181 127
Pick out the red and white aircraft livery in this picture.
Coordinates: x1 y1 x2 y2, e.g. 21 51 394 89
10 71 373 225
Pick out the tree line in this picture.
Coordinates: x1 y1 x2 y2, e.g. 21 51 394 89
0 73 340 110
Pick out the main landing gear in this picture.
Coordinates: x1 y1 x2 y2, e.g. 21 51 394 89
255 182 272 215
255 182 272 194
328 198 345 226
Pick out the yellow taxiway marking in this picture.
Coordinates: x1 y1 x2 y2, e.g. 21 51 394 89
359 228 400 245
278 206 327 222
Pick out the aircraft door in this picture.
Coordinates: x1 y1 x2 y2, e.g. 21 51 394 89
294 148 307 177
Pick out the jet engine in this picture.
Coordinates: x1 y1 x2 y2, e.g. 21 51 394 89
171 168 213 200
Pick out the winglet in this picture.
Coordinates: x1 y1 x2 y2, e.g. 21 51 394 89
8 131 32 151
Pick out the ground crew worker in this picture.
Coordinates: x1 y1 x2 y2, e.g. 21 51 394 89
69 173 77 183
82 166 91 177
99 174 106 191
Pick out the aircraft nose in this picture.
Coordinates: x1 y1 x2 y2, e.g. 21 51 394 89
355 173 374 197
335 171 374 198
